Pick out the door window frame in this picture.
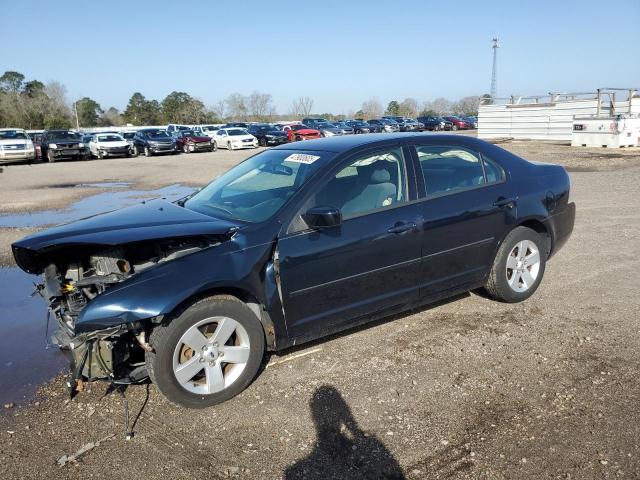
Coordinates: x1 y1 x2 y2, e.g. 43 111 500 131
282 143 419 237
407 143 508 202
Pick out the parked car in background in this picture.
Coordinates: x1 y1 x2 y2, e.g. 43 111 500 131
344 120 372 134
212 128 258 150
133 129 178 156
88 133 133 158
223 122 249 129
167 124 191 134
315 122 343 137
196 125 220 138
247 124 289 147
463 116 479 128
444 116 473 130
331 121 355 135
0 128 36 164
417 116 452 131
12 133 575 407
40 130 88 163
30 132 44 159
368 119 399 133
301 118 330 129
121 131 136 147
284 124 322 142
171 129 214 153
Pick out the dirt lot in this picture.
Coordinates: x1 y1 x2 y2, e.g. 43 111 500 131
1 139 639 479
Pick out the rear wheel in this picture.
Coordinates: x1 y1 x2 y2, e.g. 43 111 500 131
146 296 265 408
483 227 546 303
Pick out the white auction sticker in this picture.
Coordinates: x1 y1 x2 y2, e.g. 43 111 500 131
285 153 321 164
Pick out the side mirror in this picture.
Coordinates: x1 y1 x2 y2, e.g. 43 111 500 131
303 206 342 230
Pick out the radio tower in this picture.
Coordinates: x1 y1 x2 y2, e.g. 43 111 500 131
490 38 500 99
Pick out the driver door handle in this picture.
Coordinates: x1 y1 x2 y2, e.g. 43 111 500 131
493 197 517 209
387 222 417 234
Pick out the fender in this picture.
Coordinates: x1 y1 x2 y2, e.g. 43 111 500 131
75 235 289 348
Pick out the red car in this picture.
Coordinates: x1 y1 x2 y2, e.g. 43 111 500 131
283 124 322 142
172 129 215 153
443 116 474 131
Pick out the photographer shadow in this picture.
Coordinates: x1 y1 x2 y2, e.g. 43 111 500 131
284 385 405 480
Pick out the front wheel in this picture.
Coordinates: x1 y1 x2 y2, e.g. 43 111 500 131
183 144 189 153
227 141 233 150
46 150 56 163
146 296 265 408
144 146 152 157
211 141 217 152
483 227 547 303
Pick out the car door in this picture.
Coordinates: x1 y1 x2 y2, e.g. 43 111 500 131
276 144 423 341
409 141 516 297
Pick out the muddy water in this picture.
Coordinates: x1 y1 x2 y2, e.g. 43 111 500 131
0 184 196 228
0 267 67 406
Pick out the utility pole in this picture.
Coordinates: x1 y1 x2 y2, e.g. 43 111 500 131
491 37 500 100
73 100 80 130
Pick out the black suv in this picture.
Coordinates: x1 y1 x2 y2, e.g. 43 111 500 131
246 124 288 146
40 130 88 163
132 129 178 156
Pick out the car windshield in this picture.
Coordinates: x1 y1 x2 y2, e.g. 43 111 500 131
182 130 198 136
49 131 80 140
185 149 334 223
0 130 28 140
317 123 334 128
122 132 135 139
146 130 171 139
97 134 124 142
227 129 247 136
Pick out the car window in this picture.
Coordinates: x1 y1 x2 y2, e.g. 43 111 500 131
415 145 486 196
481 154 506 183
312 147 407 219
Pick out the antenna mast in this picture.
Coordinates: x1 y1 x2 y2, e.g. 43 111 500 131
491 38 500 99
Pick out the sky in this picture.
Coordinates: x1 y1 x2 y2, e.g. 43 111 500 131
2 0 639 115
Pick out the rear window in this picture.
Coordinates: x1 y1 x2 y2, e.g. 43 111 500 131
415 146 486 196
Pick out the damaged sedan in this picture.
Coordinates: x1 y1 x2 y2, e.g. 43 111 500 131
12 133 575 408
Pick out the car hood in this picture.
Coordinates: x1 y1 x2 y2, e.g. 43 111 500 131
147 137 173 143
264 131 287 136
0 138 30 146
296 129 320 135
185 136 211 142
12 199 241 274
230 135 255 141
97 141 129 148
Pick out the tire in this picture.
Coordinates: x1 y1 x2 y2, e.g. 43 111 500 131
146 295 265 408
46 150 56 163
144 146 152 157
183 144 189 154
452 125 458 131
227 141 232 150
483 227 547 303
133 145 139 157
211 141 217 152
259 137 267 147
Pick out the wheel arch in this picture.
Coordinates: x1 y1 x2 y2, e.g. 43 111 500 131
161 287 277 351
516 218 551 256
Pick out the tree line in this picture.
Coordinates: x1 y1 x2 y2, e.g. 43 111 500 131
0 70 486 130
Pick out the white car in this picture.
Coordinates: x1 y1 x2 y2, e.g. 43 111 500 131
0 128 36 163
212 128 258 150
88 133 133 158
193 125 220 138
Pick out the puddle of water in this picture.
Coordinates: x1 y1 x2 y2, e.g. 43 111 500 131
75 182 132 188
0 184 195 228
0 267 67 406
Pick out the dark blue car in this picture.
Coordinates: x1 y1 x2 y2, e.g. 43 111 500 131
12 133 575 408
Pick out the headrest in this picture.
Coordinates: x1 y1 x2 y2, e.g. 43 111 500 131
370 168 390 184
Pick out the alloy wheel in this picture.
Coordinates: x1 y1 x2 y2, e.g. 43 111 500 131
172 316 251 395
505 240 541 293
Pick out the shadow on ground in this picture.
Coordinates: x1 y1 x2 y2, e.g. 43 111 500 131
284 385 405 480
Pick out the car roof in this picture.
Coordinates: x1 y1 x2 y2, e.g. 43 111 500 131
273 132 484 153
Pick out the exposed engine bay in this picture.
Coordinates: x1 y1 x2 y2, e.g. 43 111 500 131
36 236 219 393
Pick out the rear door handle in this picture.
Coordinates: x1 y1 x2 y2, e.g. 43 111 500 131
493 197 517 208
387 222 417 234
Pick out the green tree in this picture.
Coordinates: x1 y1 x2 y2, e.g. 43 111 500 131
385 100 400 116
161 91 206 123
123 92 162 125
75 97 103 127
23 80 45 97
0 71 25 92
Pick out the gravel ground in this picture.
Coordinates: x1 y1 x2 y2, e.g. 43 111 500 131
0 139 639 479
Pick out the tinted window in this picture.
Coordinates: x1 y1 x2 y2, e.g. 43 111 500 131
0 130 28 140
313 147 407 219
415 146 486 196
482 155 506 183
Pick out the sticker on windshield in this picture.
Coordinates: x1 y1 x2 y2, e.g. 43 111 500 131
285 153 321 164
